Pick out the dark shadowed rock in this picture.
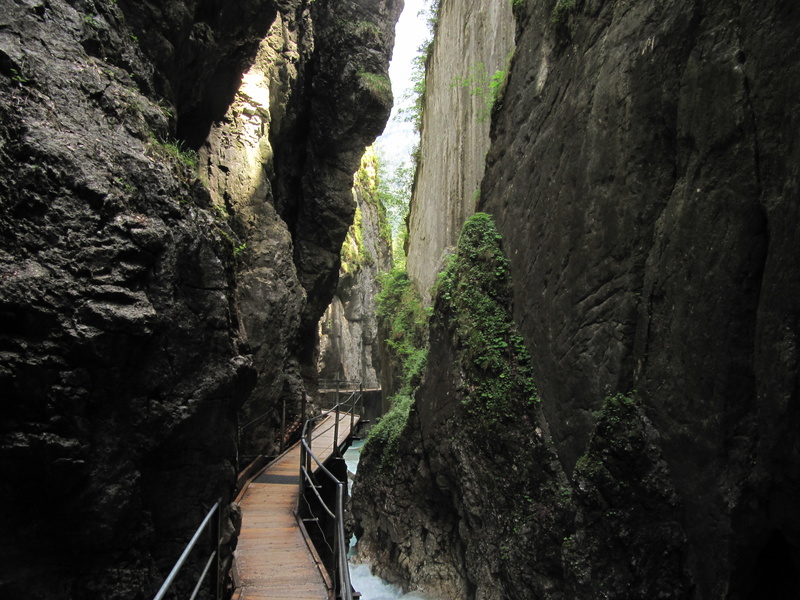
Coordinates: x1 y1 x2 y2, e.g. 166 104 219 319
0 0 400 597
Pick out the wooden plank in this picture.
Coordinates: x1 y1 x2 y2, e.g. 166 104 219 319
234 412 359 600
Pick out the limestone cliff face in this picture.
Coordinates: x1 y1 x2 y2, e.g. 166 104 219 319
318 149 392 389
482 0 800 596
405 0 514 304
0 0 399 597
355 0 800 598
201 0 399 458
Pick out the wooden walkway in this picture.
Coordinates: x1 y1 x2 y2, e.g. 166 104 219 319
234 412 360 600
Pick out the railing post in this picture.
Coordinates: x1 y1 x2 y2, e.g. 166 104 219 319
305 423 312 474
333 484 341 598
351 385 359 432
299 440 305 495
334 381 340 455
280 397 286 453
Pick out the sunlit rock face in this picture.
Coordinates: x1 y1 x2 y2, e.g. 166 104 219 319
318 149 392 390
405 0 515 305
202 9 310 461
202 0 400 458
0 0 399 597
355 0 800 598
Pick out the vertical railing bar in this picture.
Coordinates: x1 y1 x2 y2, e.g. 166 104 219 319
334 381 340 456
280 397 286 454
333 481 340 597
337 482 353 600
300 438 306 497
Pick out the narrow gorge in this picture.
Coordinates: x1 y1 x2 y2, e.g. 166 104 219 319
1 0 799 599
353 1 800 599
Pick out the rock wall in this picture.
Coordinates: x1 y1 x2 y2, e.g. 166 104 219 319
0 0 399 597
0 1 256 597
405 0 514 304
354 0 800 598
482 0 800 596
318 149 392 389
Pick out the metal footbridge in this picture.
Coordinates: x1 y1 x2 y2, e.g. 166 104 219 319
153 383 364 600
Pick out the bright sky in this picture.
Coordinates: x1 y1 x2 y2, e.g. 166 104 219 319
375 0 430 172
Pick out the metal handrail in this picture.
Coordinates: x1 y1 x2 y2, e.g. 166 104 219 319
300 436 353 600
153 500 221 600
299 386 362 600
319 378 362 391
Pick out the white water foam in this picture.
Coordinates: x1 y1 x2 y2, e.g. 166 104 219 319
346 439 440 600
350 563 436 600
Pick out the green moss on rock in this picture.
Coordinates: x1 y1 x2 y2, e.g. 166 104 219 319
434 212 538 424
367 267 429 468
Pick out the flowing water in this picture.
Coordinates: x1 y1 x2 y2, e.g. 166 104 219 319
344 440 439 600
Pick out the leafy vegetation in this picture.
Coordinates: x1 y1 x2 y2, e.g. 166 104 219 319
341 148 392 274
149 135 199 170
365 394 414 470
367 268 430 468
453 60 511 122
573 393 641 482
375 151 413 266
375 268 430 393
357 70 392 103
590 392 642 443
551 0 577 24
397 0 440 132
435 213 538 424
340 206 366 274
357 147 393 252
399 44 430 133
9 67 29 85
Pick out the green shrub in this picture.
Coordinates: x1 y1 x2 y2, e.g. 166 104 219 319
375 268 430 393
453 62 510 121
150 135 199 169
366 394 413 469
435 213 538 424
366 267 430 467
